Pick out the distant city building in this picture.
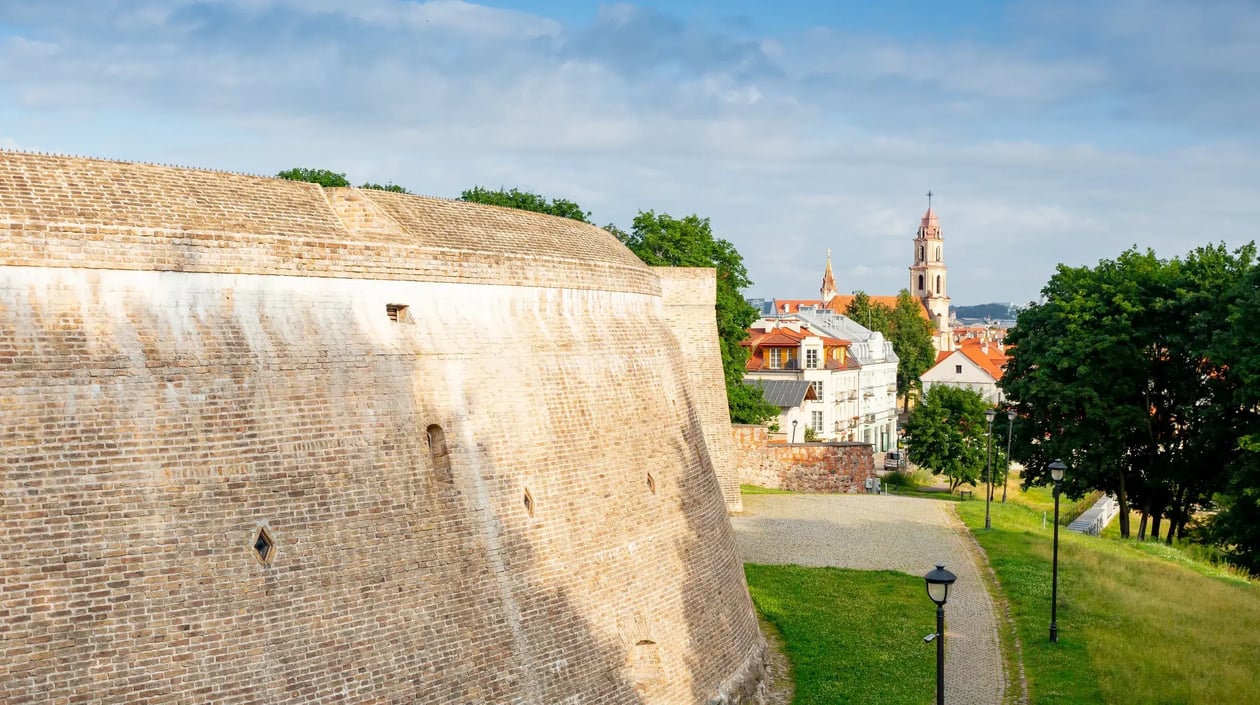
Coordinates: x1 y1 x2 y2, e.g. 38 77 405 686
743 307 899 450
920 331 1009 405
747 197 956 353
908 197 954 352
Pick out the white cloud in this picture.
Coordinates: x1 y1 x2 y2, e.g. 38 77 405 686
0 0 1256 307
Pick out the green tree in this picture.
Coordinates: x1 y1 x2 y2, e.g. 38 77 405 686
844 291 892 332
276 168 350 187
1000 246 1256 541
617 210 778 424
459 186 591 223
904 385 990 491
1001 250 1173 537
360 182 409 193
846 290 935 411
1203 244 1260 568
889 290 937 411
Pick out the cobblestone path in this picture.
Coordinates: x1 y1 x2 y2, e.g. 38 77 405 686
732 493 1007 705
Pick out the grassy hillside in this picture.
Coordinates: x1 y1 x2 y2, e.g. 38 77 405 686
741 484 1260 704
958 490 1260 704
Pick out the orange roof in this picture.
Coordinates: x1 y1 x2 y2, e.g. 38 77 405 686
955 338 1008 380
743 324 853 371
744 325 848 347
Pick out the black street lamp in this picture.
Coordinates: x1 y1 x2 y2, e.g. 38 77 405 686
1049 459 1066 643
984 408 996 530
924 564 957 705
1002 410 1015 503
792 419 798 443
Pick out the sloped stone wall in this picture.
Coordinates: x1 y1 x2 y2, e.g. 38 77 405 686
0 152 764 705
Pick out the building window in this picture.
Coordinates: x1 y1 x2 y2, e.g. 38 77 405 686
918 274 924 292
936 275 942 293
810 380 824 399
805 348 820 369
768 348 785 369
811 410 824 432
955 364 963 374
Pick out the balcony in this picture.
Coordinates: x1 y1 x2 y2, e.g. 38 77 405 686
763 359 802 371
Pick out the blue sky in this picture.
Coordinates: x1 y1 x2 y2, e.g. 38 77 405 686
2 0 1258 306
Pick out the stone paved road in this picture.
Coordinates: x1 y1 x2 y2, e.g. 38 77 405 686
732 493 1006 705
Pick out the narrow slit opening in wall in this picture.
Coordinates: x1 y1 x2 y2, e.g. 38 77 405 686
647 473 656 494
386 304 412 323
426 424 452 482
523 488 535 517
252 526 275 565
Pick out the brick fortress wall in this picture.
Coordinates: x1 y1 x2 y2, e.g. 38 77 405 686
732 425 875 493
0 152 765 705
655 268 742 512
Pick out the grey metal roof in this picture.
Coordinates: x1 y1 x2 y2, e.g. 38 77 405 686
745 379 814 407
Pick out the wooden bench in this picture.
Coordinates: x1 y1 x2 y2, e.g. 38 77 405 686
960 490 974 500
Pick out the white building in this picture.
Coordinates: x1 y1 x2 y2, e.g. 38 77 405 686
920 337 1008 405
743 307 899 450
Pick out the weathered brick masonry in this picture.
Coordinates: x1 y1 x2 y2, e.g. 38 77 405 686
732 424 875 493
656 268 742 512
0 152 764 704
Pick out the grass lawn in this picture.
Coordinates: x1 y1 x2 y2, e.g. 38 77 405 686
738 482 1260 704
744 564 933 705
959 490 1260 704
740 484 795 495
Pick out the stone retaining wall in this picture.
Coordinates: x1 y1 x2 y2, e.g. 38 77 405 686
732 424 875 493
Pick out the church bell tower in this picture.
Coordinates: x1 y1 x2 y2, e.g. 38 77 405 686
909 191 953 351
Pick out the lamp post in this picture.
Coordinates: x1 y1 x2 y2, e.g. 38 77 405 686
924 564 957 705
1049 459 1066 643
1002 410 1015 503
984 408 996 530
791 419 798 444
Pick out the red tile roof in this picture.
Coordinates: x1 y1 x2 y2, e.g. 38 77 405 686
955 338 1008 380
743 324 853 371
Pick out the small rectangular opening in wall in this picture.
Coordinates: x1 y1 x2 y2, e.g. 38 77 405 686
386 304 413 324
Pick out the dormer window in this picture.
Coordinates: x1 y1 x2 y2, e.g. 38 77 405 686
805 348 820 369
768 348 786 369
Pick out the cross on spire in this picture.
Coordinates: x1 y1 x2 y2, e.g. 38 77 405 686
926 190 933 210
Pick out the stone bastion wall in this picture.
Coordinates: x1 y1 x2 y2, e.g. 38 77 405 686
655 268 742 512
0 152 764 704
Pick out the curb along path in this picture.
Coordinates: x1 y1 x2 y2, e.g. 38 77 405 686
732 494 1006 705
